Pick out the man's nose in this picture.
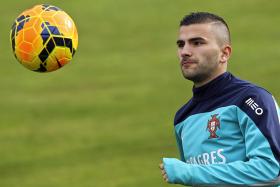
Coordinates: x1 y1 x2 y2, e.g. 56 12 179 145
180 45 192 57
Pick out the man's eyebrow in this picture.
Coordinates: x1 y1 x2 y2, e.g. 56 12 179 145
176 39 185 45
188 37 207 42
177 37 207 44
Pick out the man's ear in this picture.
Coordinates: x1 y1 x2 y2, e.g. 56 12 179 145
220 45 232 63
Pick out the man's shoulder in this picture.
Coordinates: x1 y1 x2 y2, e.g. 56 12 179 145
228 74 272 97
228 75 275 119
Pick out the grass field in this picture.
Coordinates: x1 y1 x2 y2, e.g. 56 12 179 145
0 0 280 186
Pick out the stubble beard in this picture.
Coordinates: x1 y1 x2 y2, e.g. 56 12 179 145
182 69 209 84
181 63 219 86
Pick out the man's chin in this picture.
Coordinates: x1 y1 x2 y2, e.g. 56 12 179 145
182 73 204 83
182 74 195 81
182 71 195 80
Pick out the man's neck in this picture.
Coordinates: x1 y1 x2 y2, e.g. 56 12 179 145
193 71 227 88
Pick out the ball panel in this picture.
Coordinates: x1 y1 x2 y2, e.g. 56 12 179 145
44 55 60 72
23 27 37 44
32 36 43 54
15 48 34 63
18 41 33 55
55 47 72 61
46 38 56 54
22 57 41 71
38 48 49 63
14 28 24 46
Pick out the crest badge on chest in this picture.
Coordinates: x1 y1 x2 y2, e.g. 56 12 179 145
206 114 220 139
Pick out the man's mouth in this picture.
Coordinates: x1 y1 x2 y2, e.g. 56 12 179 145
181 59 196 67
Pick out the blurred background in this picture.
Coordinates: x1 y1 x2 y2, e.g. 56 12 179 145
0 0 279 186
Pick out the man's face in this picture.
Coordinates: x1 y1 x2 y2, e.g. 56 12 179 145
177 23 225 86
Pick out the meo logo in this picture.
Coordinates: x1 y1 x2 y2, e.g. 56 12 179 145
245 98 263 115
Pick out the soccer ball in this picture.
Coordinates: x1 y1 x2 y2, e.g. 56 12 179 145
10 4 78 72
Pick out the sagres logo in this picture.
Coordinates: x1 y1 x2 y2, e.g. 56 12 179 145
206 114 220 139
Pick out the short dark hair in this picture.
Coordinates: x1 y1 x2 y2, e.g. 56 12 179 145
180 12 231 44
180 12 228 27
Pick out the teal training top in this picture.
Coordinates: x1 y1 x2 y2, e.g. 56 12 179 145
163 72 280 186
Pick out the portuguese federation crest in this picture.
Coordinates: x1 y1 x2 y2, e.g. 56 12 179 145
206 114 220 139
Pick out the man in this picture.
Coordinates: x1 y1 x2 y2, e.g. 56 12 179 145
160 12 280 186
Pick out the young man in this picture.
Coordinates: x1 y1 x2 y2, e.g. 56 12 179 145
160 12 280 186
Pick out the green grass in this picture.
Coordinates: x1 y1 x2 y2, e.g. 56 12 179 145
0 0 280 186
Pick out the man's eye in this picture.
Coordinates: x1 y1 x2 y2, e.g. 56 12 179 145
193 41 204 46
176 40 185 48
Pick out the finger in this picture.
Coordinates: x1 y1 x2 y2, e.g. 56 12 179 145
163 174 169 182
161 169 166 175
162 174 167 181
159 163 164 169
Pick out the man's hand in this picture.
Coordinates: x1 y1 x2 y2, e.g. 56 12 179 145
159 163 169 182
